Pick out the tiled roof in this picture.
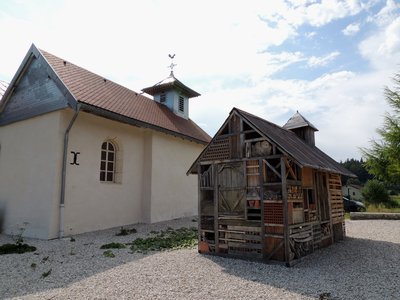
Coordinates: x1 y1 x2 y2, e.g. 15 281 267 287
237 108 353 176
0 80 8 100
39 49 210 144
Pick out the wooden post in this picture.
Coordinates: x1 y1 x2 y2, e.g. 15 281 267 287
197 164 202 251
259 158 266 259
280 156 290 266
214 163 219 252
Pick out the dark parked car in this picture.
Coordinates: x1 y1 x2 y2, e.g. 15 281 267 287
343 197 366 212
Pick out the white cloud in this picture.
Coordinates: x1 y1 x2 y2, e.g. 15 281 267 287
263 51 305 76
304 0 363 27
342 23 361 36
305 31 317 39
307 51 340 67
374 0 400 25
359 16 400 72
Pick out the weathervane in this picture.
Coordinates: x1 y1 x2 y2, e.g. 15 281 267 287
168 54 176 75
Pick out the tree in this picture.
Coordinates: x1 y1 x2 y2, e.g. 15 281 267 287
362 180 389 205
340 158 372 185
362 73 400 185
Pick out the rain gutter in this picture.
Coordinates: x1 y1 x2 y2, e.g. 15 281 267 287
59 104 81 238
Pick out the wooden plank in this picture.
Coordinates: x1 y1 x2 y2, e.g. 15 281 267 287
227 225 261 232
266 240 284 260
227 242 263 250
265 233 284 238
302 167 313 188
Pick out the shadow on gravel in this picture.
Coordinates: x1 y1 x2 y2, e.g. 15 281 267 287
206 237 400 299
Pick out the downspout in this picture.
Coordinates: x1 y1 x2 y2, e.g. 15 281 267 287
59 104 81 238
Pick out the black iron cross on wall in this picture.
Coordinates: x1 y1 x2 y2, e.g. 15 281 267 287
70 151 80 165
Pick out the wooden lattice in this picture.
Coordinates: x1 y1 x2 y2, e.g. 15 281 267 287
265 202 283 224
329 174 344 224
201 138 230 161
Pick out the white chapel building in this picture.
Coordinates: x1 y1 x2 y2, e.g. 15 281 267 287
0 44 210 239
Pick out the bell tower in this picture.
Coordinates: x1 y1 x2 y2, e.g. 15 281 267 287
283 111 318 146
141 55 200 120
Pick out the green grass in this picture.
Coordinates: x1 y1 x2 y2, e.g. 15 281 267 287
100 242 126 249
366 205 400 213
103 250 115 258
129 227 197 253
365 195 400 213
0 243 36 255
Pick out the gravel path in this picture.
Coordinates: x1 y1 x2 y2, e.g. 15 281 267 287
0 219 399 300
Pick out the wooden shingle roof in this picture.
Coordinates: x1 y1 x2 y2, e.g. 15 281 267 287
38 48 210 144
237 108 353 176
189 108 354 177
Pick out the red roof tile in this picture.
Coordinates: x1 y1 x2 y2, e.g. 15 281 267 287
39 49 211 144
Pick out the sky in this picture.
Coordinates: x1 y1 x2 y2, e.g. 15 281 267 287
0 0 399 162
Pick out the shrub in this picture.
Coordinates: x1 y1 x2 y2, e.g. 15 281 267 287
100 242 126 249
0 243 36 255
116 227 137 236
103 250 115 258
362 180 390 205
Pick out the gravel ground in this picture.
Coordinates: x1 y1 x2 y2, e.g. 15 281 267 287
0 218 399 300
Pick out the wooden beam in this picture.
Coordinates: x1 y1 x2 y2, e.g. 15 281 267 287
285 160 296 180
259 158 266 259
197 164 202 251
281 156 290 265
263 159 282 179
214 164 219 253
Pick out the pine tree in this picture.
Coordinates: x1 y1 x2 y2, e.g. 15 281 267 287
362 73 400 185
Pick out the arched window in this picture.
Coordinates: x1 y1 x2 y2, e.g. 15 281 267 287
100 141 116 182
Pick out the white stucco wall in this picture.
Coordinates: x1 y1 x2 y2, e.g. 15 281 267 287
0 107 206 239
0 111 64 239
149 131 203 222
64 111 145 236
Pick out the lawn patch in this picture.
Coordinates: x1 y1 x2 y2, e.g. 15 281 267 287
129 227 197 253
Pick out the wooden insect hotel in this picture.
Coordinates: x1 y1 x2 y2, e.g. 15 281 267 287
188 108 354 266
